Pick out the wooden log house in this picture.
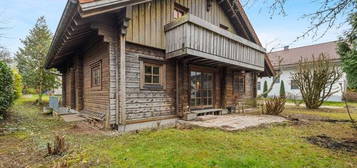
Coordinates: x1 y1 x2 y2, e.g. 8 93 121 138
46 0 275 130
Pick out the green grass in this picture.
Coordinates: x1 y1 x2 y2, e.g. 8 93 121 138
20 94 50 103
286 99 357 108
283 106 357 121
1 96 357 167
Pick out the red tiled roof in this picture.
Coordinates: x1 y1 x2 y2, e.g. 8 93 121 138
268 41 339 67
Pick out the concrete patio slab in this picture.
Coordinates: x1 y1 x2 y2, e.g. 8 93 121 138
179 114 287 131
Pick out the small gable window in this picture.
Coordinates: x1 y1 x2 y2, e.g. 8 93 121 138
174 3 188 19
90 61 102 89
220 24 229 31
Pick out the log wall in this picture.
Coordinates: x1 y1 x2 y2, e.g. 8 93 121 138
82 41 110 120
125 43 176 121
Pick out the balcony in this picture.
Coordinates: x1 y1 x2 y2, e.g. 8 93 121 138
164 14 266 71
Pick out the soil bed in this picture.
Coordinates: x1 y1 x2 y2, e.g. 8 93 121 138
305 134 357 154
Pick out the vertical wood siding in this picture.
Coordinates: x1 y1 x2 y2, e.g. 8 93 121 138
126 0 237 49
165 19 265 69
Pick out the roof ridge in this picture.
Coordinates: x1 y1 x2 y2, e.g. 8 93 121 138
270 40 338 53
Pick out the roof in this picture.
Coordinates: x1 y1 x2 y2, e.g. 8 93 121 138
46 0 275 76
268 41 339 67
79 0 95 3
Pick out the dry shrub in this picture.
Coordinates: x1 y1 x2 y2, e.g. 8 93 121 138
52 160 68 168
47 135 68 156
264 97 286 115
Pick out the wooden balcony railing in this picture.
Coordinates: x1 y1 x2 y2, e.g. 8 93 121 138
164 14 266 71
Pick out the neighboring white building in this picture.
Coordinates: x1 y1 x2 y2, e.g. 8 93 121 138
257 41 347 102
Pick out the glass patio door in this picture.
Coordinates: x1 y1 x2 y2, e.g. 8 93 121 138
190 71 213 109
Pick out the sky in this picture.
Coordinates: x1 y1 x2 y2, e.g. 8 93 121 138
0 0 350 55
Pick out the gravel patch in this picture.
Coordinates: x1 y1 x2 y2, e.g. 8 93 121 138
179 114 287 131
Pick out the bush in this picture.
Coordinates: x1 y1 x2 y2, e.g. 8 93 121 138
24 88 37 94
12 69 23 99
287 93 303 107
262 81 268 98
280 81 286 98
0 61 14 119
263 97 286 115
291 54 342 109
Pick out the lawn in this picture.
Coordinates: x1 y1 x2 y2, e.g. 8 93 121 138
286 99 357 108
1 96 357 167
282 106 357 121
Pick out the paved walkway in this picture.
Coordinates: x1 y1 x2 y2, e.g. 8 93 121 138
179 114 287 131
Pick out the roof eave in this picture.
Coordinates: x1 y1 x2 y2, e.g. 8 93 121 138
46 0 78 69
79 0 151 18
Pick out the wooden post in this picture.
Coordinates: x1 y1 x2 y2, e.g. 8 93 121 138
74 54 84 111
119 34 126 125
62 71 66 107
176 59 180 117
118 6 131 125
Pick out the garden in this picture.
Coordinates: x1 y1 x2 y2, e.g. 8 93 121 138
0 95 356 167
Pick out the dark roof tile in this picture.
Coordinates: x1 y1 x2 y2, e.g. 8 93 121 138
268 41 339 67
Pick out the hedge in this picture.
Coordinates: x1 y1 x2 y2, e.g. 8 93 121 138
0 61 14 119
12 69 23 99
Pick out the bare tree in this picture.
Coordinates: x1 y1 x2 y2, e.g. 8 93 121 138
291 53 343 109
242 0 357 40
0 46 12 64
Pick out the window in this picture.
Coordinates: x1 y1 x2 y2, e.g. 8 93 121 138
275 76 280 84
257 82 261 91
190 71 213 108
140 61 165 89
291 80 299 89
220 24 229 30
90 61 102 88
238 75 245 95
144 64 160 85
174 3 188 19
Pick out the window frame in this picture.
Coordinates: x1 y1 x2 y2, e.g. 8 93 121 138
257 81 261 91
291 79 299 90
238 74 246 95
174 2 189 19
274 76 280 84
219 24 229 31
140 61 166 90
189 67 215 109
90 60 102 90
